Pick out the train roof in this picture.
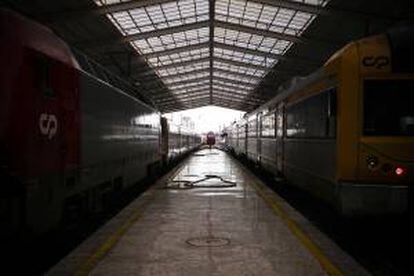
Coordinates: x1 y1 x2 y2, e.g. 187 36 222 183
243 68 326 119
244 26 414 120
0 9 80 69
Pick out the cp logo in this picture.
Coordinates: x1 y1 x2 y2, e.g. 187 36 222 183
39 113 58 139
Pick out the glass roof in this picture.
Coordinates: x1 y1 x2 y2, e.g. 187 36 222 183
94 0 329 110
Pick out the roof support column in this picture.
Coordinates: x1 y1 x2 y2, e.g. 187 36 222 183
209 0 215 104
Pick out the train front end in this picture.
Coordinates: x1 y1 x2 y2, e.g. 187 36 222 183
206 132 216 148
337 31 414 216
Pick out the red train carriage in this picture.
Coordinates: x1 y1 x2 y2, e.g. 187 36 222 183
0 9 200 236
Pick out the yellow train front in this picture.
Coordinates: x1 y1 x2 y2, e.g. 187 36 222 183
229 28 414 216
330 30 414 216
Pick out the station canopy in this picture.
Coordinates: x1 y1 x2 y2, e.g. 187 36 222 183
92 0 329 112
6 0 406 112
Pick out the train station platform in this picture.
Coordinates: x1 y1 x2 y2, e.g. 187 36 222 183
47 149 368 276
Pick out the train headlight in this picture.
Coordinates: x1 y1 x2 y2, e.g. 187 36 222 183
366 155 378 169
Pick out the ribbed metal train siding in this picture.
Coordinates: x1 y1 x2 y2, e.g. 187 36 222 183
79 72 160 189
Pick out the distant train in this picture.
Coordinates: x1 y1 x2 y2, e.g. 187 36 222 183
226 28 414 216
0 10 200 235
206 131 216 147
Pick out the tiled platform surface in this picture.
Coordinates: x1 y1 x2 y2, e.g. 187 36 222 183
48 149 368 276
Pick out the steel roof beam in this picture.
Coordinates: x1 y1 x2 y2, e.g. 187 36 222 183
214 42 285 61
214 42 319 66
156 88 259 104
212 96 258 106
212 83 254 94
212 100 251 109
165 76 211 87
152 56 268 72
161 68 211 82
211 103 246 111
209 0 216 104
214 57 269 71
142 42 210 59
251 0 398 21
168 81 210 91
162 102 210 113
163 97 211 106
81 21 210 48
123 21 209 42
213 101 256 111
158 94 211 104
153 57 210 71
95 0 174 15
169 82 210 92
157 89 209 100
161 89 254 100
154 68 257 86
250 0 325 15
212 75 256 87
215 20 303 44
153 86 210 100
46 0 174 22
164 94 252 107
212 70 261 85
212 89 264 102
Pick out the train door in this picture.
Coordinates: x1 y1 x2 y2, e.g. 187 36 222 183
257 113 262 164
276 103 284 173
160 117 169 165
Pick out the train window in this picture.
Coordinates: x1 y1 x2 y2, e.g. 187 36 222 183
364 79 414 136
261 113 276 137
286 88 336 138
248 118 257 137
35 53 55 98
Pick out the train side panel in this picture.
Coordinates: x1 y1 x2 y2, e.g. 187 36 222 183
236 123 247 156
247 117 258 161
283 81 338 203
79 72 160 194
259 112 277 173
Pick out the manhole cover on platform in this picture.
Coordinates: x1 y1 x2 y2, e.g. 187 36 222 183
186 237 230 247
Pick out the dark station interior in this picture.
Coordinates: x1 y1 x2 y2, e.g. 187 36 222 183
1 0 413 275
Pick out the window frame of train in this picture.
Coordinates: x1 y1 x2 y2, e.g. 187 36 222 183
248 115 258 138
260 112 276 138
363 78 414 136
285 87 337 139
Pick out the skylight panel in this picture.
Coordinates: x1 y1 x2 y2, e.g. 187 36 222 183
213 83 251 93
215 0 320 37
164 72 210 84
214 60 265 77
169 79 210 90
148 48 209 67
213 78 254 90
95 0 330 108
94 0 123 6
213 70 259 85
214 47 273 68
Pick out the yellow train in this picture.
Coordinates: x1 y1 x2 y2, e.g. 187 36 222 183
227 29 414 216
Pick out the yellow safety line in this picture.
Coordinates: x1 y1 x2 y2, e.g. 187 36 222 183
74 209 144 276
74 165 184 276
248 179 343 276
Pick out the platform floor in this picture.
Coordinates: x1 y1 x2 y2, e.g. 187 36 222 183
48 149 368 276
